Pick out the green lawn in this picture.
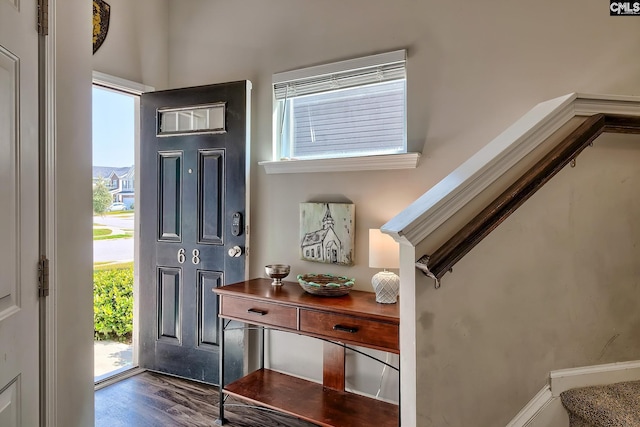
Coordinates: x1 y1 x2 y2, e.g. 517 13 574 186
94 232 133 241
93 228 112 238
93 222 134 240
98 210 135 217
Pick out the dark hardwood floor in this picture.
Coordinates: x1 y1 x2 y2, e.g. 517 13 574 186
95 371 316 427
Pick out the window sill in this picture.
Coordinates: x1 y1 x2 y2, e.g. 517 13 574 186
259 153 421 174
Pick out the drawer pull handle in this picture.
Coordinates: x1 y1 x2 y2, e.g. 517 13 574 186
333 324 358 334
247 308 267 316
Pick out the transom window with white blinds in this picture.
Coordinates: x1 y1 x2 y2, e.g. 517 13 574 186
272 50 407 160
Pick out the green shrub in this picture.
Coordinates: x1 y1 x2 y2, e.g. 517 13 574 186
94 267 133 342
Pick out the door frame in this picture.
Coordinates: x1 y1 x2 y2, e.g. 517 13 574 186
41 3 252 423
41 1 105 425
40 10 155 424
41 3 57 424
92 71 154 387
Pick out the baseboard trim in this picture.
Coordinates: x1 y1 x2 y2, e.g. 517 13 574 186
506 385 553 427
507 360 640 426
550 360 640 397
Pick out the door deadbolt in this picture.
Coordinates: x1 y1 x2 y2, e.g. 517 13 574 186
228 246 242 257
232 212 243 236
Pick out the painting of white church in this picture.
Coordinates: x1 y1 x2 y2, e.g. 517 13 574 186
300 202 355 266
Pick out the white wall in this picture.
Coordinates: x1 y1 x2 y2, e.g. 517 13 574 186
166 0 640 290
164 0 640 417
52 0 94 426
414 132 640 425
92 0 169 90
52 0 640 423
48 3 168 425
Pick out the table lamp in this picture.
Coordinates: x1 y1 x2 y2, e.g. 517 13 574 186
369 229 400 304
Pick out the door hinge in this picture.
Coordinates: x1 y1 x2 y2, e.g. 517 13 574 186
37 0 49 36
38 255 50 297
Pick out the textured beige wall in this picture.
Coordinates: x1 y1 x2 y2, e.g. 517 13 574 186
92 0 169 89
415 133 640 425
162 0 640 423
166 0 640 289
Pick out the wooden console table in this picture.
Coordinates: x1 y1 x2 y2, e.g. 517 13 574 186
214 278 400 427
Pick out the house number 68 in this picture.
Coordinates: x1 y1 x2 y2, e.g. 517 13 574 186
177 248 200 265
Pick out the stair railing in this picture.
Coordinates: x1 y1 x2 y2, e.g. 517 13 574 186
416 113 640 288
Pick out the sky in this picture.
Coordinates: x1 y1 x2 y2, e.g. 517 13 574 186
92 86 135 167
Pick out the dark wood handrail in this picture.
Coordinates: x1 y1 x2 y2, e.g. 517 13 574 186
417 113 640 287
604 114 640 134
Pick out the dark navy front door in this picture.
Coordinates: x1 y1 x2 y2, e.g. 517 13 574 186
139 81 250 384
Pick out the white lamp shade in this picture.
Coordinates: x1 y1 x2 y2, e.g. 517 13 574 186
369 229 399 269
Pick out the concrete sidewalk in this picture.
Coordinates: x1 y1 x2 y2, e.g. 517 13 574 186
94 340 133 378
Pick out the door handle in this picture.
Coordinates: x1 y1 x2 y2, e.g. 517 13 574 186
228 246 242 257
333 325 359 334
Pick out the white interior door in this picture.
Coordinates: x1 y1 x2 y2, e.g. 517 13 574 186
0 0 41 425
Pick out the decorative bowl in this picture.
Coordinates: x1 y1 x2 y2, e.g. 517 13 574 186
265 264 290 286
297 274 355 297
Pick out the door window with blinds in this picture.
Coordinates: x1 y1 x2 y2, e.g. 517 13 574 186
273 50 406 160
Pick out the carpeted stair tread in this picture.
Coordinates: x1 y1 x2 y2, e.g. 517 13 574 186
560 380 640 427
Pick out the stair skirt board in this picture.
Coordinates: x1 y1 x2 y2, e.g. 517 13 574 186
506 386 569 427
505 360 640 427
550 360 640 397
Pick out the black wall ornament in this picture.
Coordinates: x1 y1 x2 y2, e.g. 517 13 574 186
93 0 111 54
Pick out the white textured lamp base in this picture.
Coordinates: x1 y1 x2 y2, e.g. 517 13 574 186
371 271 399 304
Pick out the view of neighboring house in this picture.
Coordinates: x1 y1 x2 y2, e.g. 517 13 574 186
93 165 135 209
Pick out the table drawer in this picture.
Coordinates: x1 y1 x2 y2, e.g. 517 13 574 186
221 296 297 329
299 309 398 352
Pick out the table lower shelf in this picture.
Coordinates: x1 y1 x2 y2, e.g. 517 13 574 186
223 368 398 427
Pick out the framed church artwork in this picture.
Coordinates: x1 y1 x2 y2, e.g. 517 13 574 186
300 202 355 266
